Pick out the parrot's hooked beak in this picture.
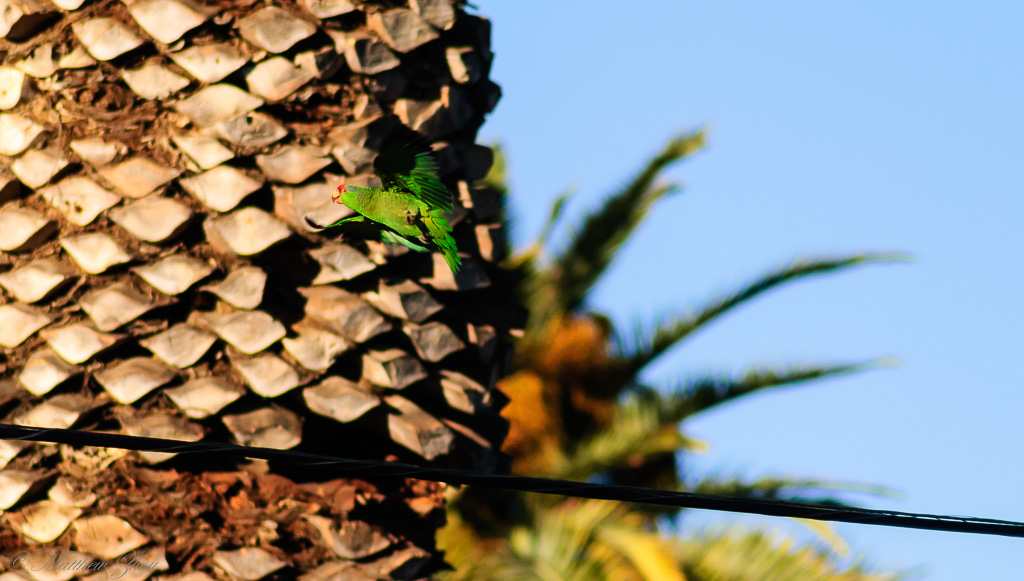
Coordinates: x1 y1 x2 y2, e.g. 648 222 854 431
332 184 347 204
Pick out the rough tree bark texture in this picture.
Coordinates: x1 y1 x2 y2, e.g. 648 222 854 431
0 0 514 577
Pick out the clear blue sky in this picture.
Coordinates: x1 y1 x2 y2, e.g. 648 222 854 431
474 1 1024 579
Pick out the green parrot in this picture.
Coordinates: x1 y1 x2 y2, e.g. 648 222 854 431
306 137 461 274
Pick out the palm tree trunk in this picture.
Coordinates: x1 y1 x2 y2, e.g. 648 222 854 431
0 0 512 576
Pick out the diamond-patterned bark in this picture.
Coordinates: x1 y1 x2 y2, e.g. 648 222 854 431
247 57 314 102
70 138 120 166
39 177 120 226
0 67 29 110
237 7 316 54
132 254 215 295
79 281 160 331
165 376 244 418
16 44 58 78
0 206 53 251
140 324 217 367
122 62 191 100
20 348 79 395
60 232 133 274
170 44 249 83
283 322 349 371
179 165 263 212
42 324 121 364
0 113 45 155
94 357 177 403
201 266 266 309
109 196 193 243
127 0 215 44
0 303 51 347
200 310 285 353
0 258 75 303
97 157 179 198
12 148 67 187
0 1 512 577
9 501 82 542
72 18 144 61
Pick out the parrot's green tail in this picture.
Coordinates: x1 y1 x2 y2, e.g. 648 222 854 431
425 210 461 274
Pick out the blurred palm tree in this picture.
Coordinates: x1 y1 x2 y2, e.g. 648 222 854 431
438 131 904 580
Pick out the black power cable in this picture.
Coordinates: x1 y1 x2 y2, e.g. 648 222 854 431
1 423 1021 539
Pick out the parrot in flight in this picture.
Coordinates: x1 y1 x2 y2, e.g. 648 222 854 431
305 136 462 274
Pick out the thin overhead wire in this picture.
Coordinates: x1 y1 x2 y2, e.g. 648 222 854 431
1 422 1021 539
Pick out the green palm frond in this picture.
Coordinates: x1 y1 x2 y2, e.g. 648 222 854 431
595 523 687 581
798 519 852 558
689 476 898 508
658 360 892 420
550 359 881 482
509 185 577 271
615 254 909 376
498 500 684 581
552 359 886 483
549 387 704 481
482 141 509 197
526 131 705 331
444 127 905 581
678 527 902 581
535 186 575 253
515 500 624 581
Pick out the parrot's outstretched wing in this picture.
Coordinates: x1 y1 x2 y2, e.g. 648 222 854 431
374 137 453 214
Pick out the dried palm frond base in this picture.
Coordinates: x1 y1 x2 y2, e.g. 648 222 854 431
0 455 445 579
